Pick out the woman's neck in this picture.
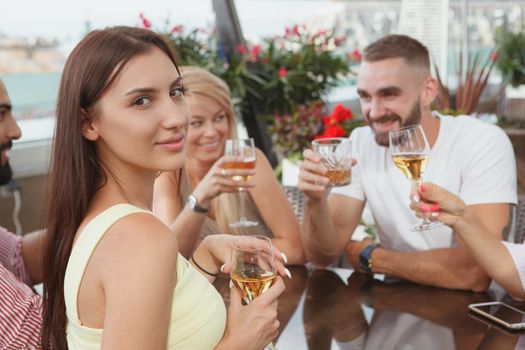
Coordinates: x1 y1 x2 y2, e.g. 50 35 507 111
92 166 157 211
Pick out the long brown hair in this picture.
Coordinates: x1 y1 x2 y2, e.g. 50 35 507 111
42 26 180 349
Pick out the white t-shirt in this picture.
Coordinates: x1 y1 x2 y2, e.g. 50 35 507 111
332 114 518 251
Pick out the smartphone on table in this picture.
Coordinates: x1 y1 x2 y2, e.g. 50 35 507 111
469 301 525 331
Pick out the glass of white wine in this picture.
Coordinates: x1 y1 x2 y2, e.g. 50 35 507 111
223 138 258 228
389 125 442 231
230 236 278 350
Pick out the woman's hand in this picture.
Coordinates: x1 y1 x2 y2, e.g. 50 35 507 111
409 183 467 228
202 234 291 279
192 155 255 208
217 277 286 350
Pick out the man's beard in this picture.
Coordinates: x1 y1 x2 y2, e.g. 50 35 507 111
0 140 13 186
0 161 13 185
368 98 422 147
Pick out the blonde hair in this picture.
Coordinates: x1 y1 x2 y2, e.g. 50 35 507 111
181 66 237 138
181 66 245 234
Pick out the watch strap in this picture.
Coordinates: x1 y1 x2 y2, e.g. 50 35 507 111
359 243 380 274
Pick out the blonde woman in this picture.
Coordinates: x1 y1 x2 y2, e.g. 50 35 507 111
154 66 304 264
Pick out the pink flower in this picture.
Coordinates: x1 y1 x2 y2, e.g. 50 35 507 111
250 44 261 62
250 44 261 57
292 24 300 36
237 44 247 55
171 25 184 33
278 67 288 78
333 35 347 47
139 13 151 28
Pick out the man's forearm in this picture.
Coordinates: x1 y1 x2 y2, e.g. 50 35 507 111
371 246 491 292
302 198 343 266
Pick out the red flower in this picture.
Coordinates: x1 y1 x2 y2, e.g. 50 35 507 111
332 104 352 122
237 44 247 55
171 25 184 33
139 13 151 29
320 124 346 138
250 44 261 62
350 48 362 62
490 50 498 63
292 25 300 36
278 67 288 78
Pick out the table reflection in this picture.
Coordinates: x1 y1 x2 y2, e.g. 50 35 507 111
215 267 525 350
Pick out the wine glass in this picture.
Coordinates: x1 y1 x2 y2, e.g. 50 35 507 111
389 125 442 231
223 138 258 228
230 236 278 350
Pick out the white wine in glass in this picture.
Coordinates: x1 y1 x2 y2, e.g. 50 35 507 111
223 138 258 228
230 236 278 350
389 125 442 231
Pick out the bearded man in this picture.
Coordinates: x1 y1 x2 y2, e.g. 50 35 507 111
0 78 44 348
298 34 517 292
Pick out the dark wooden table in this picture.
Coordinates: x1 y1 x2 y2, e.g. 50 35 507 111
216 266 525 350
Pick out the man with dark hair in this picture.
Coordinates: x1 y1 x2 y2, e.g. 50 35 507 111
298 34 517 291
0 78 44 349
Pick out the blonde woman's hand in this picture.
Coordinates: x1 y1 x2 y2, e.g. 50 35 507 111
409 182 466 228
219 277 285 350
192 155 255 207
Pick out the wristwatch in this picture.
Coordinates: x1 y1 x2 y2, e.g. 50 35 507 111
187 194 209 213
359 243 380 274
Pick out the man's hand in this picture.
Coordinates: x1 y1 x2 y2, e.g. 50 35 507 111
345 237 375 272
297 149 330 200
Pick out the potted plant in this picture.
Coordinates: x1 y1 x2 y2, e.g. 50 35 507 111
495 28 525 88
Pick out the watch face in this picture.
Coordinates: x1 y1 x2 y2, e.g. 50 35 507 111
188 195 197 209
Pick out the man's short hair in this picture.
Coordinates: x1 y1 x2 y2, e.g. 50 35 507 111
363 34 430 72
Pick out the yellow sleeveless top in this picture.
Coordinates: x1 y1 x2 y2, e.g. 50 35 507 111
64 204 227 350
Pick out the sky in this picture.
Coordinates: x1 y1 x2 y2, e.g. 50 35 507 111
0 0 341 53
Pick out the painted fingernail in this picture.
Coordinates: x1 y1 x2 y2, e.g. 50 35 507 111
220 264 226 273
280 252 288 264
419 184 427 193
284 268 292 279
430 204 440 212
420 204 430 212
229 279 234 289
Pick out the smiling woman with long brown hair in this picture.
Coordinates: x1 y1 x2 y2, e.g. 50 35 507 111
41 26 285 350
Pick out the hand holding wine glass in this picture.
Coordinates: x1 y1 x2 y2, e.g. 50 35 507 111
230 235 281 350
389 125 442 231
191 155 255 206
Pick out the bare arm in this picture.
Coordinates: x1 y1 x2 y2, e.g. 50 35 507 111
154 157 256 258
248 149 305 264
367 203 510 292
299 149 364 267
153 172 206 257
21 230 45 284
100 214 178 349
